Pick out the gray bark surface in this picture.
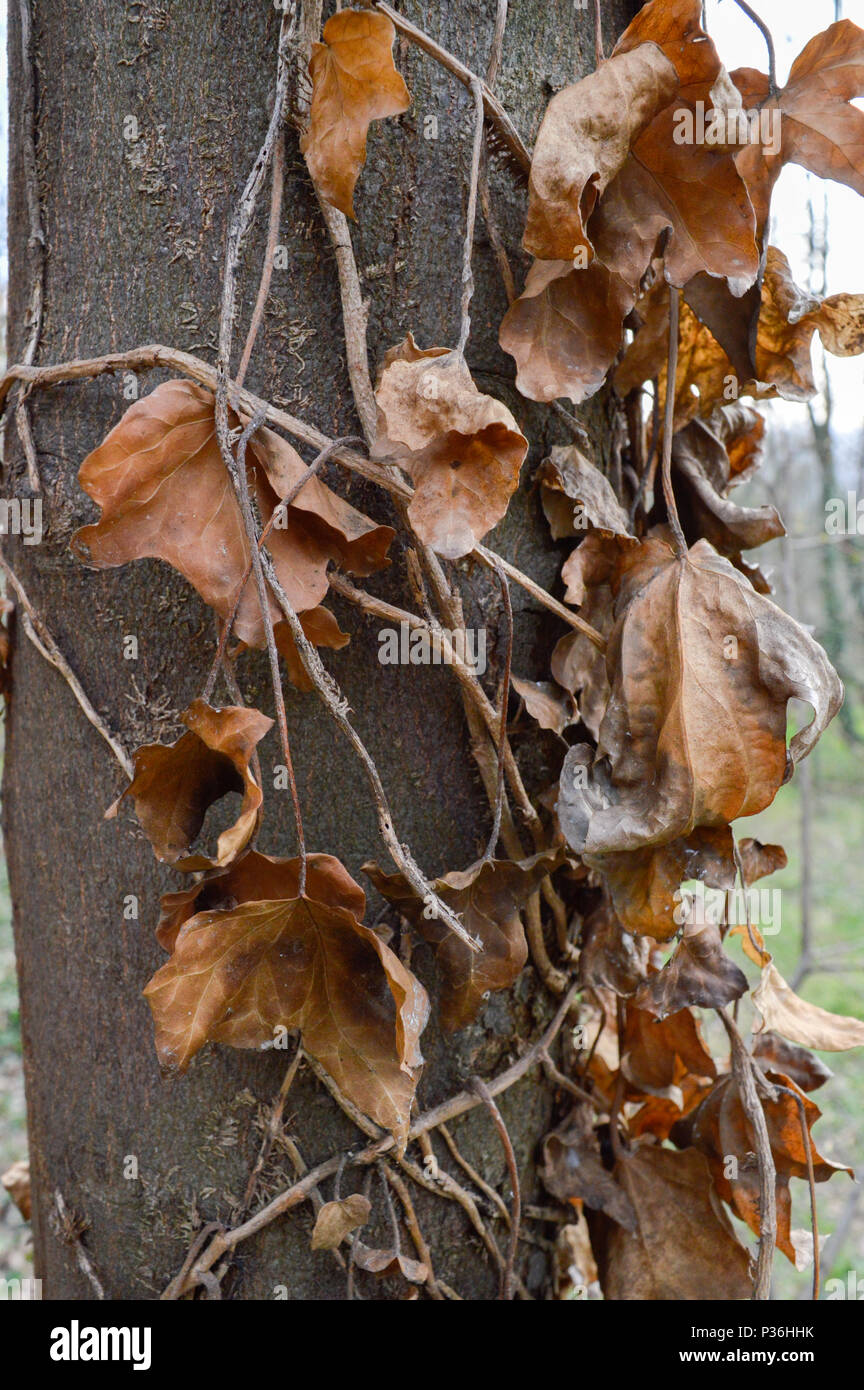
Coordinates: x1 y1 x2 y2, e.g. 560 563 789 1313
6 0 634 1299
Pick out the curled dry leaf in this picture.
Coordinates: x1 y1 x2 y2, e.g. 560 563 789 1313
253 608 350 693
510 675 578 737
72 380 393 653
363 853 556 1033
586 1145 752 1301
672 1071 852 1263
155 848 367 953
522 41 680 262
540 1108 638 1231
499 257 637 406
671 417 784 557
300 8 410 219
621 1003 716 1107
1 1158 30 1222
351 1242 428 1285
629 1073 714 1142
558 537 843 861
553 532 624 739
618 248 864 423
733 20 864 237
590 0 758 293
755 247 864 400
633 918 748 1018
753 961 864 1052
583 823 737 942
578 898 651 997
143 853 429 1150
374 335 527 558
752 1033 833 1093
109 700 272 870
538 446 634 541
310 1193 372 1251
737 837 787 884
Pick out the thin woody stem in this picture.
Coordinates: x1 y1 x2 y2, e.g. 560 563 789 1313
236 128 286 389
661 286 688 559
375 2 531 174
201 434 366 702
0 348 607 650
717 1008 778 1300
481 564 513 864
731 0 778 95
214 10 306 887
163 981 580 1297
457 76 486 355
0 551 133 777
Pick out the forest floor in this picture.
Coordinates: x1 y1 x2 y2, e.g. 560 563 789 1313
0 727 862 1295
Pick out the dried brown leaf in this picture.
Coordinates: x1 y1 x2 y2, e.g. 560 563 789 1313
523 42 679 261
633 918 748 1018
499 257 637 405
672 1071 851 1262
300 9 410 219
558 538 842 860
72 381 393 650
510 675 577 736
587 1145 752 1300
144 854 429 1149
753 961 864 1052
538 446 635 541
374 336 527 558
310 1194 372 1250
363 853 556 1033
109 700 272 870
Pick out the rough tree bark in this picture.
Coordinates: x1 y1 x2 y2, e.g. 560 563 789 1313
6 0 635 1299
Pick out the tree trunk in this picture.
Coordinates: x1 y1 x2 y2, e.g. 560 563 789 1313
5 0 634 1300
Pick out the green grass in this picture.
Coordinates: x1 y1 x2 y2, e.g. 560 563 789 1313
740 722 864 1296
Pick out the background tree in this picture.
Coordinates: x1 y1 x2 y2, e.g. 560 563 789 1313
4 0 638 1299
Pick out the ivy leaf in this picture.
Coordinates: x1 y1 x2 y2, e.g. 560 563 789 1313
522 42 680 262
738 837 787 884
109 700 273 871
671 417 784 557
538 446 635 541
752 1034 833 1093
499 258 637 406
363 853 556 1033
72 380 393 649
590 0 759 293
621 1003 716 1106
310 1194 371 1251
618 249 864 423
634 919 748 1018
374 335 527 558
300 8 410 219
733 20 864 238
578 898 651 997
155 848 368 953
582 824 736 942
510 675 578 737
558 538 843 860
540 1108 638 1230
587 1146 752 1300
351 1242 429 1285
143 853 429 1150
672 1071 852 1264
753 962 864 1052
